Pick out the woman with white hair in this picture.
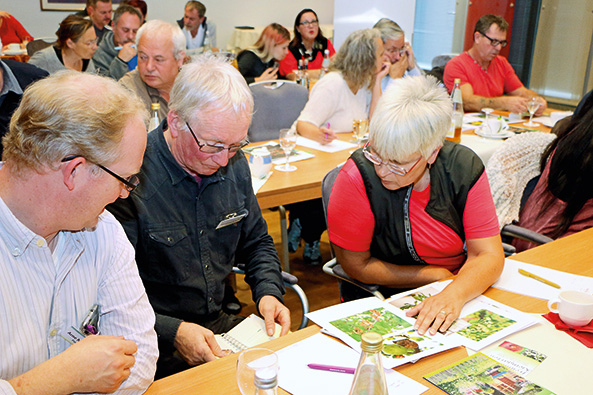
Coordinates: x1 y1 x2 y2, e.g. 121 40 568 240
328 76 504 336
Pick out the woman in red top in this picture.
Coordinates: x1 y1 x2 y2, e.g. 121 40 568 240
0 12 32 49
279 8 335 80
328 76 504 336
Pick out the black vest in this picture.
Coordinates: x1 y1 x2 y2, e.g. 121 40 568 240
350 141 484 266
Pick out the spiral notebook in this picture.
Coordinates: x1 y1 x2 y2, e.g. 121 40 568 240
215 314 282 352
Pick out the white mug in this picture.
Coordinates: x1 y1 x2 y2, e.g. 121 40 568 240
548 290 593 327
248 147 273 179
487 117 507 134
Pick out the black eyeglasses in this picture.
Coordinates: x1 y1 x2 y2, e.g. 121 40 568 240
299 19 318 26
61 155 140 192
481 32 508 47
185 122 249 154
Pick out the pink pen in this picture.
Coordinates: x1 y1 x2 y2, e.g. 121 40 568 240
307 363 356 374
325 122 330 140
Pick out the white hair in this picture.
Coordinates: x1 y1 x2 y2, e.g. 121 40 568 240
369 76 452 162
373 18 405 43
168 54 254 126
136 19 186 60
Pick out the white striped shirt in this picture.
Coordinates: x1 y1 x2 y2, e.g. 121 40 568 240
0 197 158 395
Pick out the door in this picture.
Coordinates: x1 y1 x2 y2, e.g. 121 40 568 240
463 0 516 58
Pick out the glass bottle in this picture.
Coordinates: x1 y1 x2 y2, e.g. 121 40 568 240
320 49 330 78
254 368 278 395
446 78 463 143
203 30 212 53
148 102 160 132
348 332 388 395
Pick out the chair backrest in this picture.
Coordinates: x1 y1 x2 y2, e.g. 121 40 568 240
26 39 54 57
486 132 557 229
248 80 309 142
321 165 342 229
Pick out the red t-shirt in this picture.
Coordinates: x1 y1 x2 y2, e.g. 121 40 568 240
443 52 523 96
279 40 335 77
327 159 500 272
0 15 32 46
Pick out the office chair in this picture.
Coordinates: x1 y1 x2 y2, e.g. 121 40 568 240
247 80 309 272
232 264 309 329
26 39 54 57
320 165 386 300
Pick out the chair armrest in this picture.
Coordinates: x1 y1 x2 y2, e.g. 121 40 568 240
322 258 384 300
502 224 554 245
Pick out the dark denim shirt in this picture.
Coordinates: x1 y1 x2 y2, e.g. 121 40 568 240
108 121 284 351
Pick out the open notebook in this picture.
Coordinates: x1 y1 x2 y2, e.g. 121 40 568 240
215 314 282 353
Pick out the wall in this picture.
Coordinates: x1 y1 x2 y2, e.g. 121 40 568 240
1 0 335 50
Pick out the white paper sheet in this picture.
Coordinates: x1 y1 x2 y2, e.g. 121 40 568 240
276 333 428 395
296 136 357 153
492 258 593 300
251 172 272 194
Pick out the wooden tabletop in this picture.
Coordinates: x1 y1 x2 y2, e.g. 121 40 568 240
144 227 593 394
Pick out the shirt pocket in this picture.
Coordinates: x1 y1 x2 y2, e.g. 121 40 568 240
144 224 193 285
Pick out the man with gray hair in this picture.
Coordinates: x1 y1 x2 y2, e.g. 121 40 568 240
120 20 186 123
108 55 290 377
373 18 422 93
0 71 158 393
93 4 142 80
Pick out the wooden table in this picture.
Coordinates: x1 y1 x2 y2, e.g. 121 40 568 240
145 227 593 394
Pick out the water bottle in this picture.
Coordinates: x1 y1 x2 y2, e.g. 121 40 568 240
446 78 463 143
348 332 388 395
148 102 160 132
254 368 278 395
203 29 212 53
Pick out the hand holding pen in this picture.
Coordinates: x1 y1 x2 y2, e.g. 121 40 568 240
320 122 337 145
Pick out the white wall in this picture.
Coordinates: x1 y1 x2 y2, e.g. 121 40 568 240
1 0 335 50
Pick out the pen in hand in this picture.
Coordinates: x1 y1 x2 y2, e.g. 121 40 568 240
325 122 330 140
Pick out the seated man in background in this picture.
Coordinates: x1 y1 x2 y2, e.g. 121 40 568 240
177 1 216 51
93 4 141 80
77 0 112 44
108 55 290 378
373 18 422 92
443 14 546 114
0 11 33 49
119 19 186 124
0 71 158 393
0 59 48 156
328 76 503 336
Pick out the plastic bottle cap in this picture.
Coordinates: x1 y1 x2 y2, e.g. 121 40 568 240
151 103 161 110
360 332 383 353
454 78 461 84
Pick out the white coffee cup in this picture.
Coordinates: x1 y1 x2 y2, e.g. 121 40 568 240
487 117 507 134
7 43 20 51
548 290 593 327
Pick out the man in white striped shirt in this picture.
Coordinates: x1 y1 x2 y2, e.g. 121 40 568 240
0 71 158 394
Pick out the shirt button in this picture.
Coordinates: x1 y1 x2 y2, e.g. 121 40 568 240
49 329 57 336
199 230 204 235
36 239 44 247
12 247 20 256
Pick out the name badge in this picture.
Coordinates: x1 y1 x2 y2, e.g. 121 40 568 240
216 210 248 229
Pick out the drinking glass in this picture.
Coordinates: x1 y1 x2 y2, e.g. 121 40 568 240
275 128 297 172
236 348 278 395
482 107 494 132
524 97 541 127
354 119 369 149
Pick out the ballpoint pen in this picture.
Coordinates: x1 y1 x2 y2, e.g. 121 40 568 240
307 363 356 374
325 122 330 140
518 268 561 289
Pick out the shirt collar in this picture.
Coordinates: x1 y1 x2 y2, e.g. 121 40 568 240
0 61 23 97
0 193 46 257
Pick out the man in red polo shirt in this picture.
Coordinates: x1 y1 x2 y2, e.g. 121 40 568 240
444 14 546 115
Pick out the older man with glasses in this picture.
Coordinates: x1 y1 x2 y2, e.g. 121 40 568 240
0 71 158 394
444 14 546 114
108 55 291 378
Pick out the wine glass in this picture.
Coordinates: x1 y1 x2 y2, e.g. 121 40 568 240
275 128 297 172
482 107 494 133
236 348 278 395
354 119 369 149
524 97 541 127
